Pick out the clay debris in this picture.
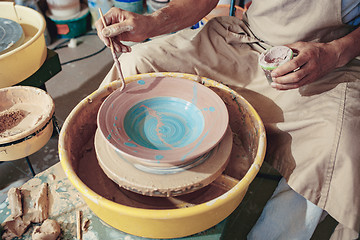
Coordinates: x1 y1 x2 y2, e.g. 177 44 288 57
1 187 30 240
0 109 25 135
1 216 31 240
7 188 22 219
82 218 90 233
32 219 61 240
1 183 61 240
30 183 49 223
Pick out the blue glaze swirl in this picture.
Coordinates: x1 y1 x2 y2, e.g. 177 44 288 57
124 97 205 150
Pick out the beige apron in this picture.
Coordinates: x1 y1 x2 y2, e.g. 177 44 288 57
101 0 360 237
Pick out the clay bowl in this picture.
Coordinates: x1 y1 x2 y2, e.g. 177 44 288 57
0 2 47 87
97 76 229 167
258 46 294 83
0 86 55 161
94 126 233 197
59 72 266 239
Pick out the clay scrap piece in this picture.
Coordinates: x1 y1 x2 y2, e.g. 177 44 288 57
1 182 61 240
1 216 31 240
1 187 31 240
32 219 61 240
0 109 25 135
30 183 49 223
82 218 90 233
8 188 22 219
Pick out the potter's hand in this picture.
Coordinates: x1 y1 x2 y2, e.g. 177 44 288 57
96 0 218 53
270 41 340 90
95 7 153 53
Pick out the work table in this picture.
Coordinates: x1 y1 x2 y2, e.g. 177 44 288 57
0 162 226 240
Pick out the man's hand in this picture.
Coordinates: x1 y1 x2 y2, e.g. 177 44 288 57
270 41 340 90
270 26 360 91
95 0 218 53
95 7 152 53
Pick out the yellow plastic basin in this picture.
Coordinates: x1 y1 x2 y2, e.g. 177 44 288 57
0 2 47 87
59 72 266 239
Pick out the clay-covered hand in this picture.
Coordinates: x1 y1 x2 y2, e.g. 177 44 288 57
270 41 340 90
95 7 153 53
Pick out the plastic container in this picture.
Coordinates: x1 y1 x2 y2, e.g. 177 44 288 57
0 86 55 161
46 0 81 18
15 0 52 45
47 4 90 38
146 0 169 13
258 46 293 83
0 2 47 87
113 0 143 14
87 0 112 28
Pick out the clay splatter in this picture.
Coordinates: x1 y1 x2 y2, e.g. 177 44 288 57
137 80 146 85
124 142 137 147
140 104 174 150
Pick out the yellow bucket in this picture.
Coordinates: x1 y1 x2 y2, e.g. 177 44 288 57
0 2 47 87
59 72 266 238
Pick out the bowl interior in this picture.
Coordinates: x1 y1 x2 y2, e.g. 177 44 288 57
97 76 229 166
0 18 24 55
0 86 54 144
0 4 46 58
124 96 205 151
259 46 293 70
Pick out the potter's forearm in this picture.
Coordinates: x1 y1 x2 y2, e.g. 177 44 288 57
148 0 218 38
330 27 360 68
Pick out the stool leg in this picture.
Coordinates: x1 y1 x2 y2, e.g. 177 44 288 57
52 115 61 135
39 83 48 92
25 156 36 177
230 0 236 16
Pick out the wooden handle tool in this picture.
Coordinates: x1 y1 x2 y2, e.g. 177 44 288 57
98 9 126 91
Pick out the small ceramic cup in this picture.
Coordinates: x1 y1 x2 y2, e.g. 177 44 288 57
258 46 293 83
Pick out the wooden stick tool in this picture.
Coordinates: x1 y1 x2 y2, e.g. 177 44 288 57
98 8 126 91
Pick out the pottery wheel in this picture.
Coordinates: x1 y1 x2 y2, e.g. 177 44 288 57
0 18 24 55
95 127 233 197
